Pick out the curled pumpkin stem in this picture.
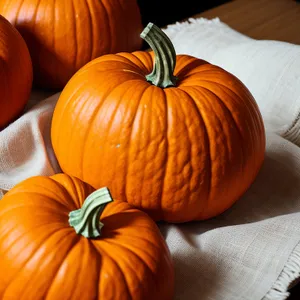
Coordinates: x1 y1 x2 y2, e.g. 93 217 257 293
140 22 177 88
69 187 113 239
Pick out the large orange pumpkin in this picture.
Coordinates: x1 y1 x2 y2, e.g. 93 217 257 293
0 174 174 299
51 23 266 223
0 14 32 129
0 0 143 90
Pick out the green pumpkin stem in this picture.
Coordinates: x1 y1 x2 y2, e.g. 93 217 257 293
69 187 113 239
140 23 177 88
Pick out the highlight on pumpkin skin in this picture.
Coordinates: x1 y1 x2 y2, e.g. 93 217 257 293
0 15 32 129
0 174 175 300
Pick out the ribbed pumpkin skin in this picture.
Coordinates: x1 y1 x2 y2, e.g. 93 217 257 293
51 52 266 222
0 174 174 300
0 0 143 90
0 15 32 129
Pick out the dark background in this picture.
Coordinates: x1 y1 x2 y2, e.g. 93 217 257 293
137 0 230 27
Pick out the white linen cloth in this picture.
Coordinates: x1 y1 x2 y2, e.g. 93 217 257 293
1 17 300 299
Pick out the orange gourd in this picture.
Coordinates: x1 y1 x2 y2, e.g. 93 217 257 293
51 23 266 223
0 14 32 129
0 0 143 90
0 174 174 299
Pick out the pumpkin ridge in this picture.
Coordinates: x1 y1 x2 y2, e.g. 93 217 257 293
0 226 75 298
82 79 147 187
66 95 94 173
124 83 152 207
224 79 265 156
0 212 46 252
61 175 85 209
25 230 80 299
98 240 152 299
51 99 81 157
136 87 154 209
92 242 132 299
77 56 145 76
4 184 73 213
99 0 112 54
0 217 19 247
38 177 79 210
177 89 198 211
71 0 78 70
83 0 93 62
105 232 163 261
103 236 160 273
0 198 70 217
78 65 144 81
196 84 246 176
89 0 109 58
134 51 154 74
163 88 194 215
78 239 102 299
191 84 246 173
156 89 168 220
198 78 264 178
175 87 211 218
101 238 158 295
45 239 86 299
186 76 263 140
196 86 236 216
76 240 102 299
179 68 227 80
130 52 151 74
116 52 149 75
196 86 239 169
80 94 109 182
90 240 101 299
0 222 64 259
103 210 161 229
52 86 82 156
96 59 145 75
175 56 210 79
101 201 140 218
32 0 42 34
179 86 213 218
197 78 263 131
173 55 198 76
53 175 88 209
42 182 81 210
15 0 24 25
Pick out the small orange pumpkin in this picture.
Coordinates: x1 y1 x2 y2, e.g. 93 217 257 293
0 0 143 90
0 174 174 299
51 23 266 222
0 14 32 129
